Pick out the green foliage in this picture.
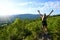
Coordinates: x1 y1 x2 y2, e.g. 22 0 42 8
0 16 60 40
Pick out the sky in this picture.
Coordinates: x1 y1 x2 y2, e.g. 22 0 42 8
0 0 60 16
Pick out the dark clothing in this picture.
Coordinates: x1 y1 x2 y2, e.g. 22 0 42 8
42 21 47 26
42 17 47 26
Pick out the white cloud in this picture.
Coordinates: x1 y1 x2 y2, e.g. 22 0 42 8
38 1 60 15
18 2 32 6
0 0 26 15
0 0 15 15
0 0 60 15
0 1 34 15
29 1 60 10
25 1 60 14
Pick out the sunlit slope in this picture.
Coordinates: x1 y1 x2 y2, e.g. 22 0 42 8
0 15 60 40
25 16 60 40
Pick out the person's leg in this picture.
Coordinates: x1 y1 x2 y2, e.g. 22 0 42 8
42 25 45 35
41 24 48 38
43 26 48 40
44 26 48 31
41 25 44 38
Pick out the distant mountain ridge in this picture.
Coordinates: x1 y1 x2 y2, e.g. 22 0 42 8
0 14 60 26
0 14 40 24
13 14 40 19
0 14 60 24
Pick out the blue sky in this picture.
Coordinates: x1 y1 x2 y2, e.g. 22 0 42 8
0 0 60 16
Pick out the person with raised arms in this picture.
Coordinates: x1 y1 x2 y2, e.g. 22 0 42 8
37 10 53 40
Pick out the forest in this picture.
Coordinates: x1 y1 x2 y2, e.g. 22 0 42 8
0 15 60 40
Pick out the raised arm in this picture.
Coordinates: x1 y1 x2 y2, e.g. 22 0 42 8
37 10 43 17
47 10 53 17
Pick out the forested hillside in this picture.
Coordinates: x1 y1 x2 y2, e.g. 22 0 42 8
0 15 60 40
